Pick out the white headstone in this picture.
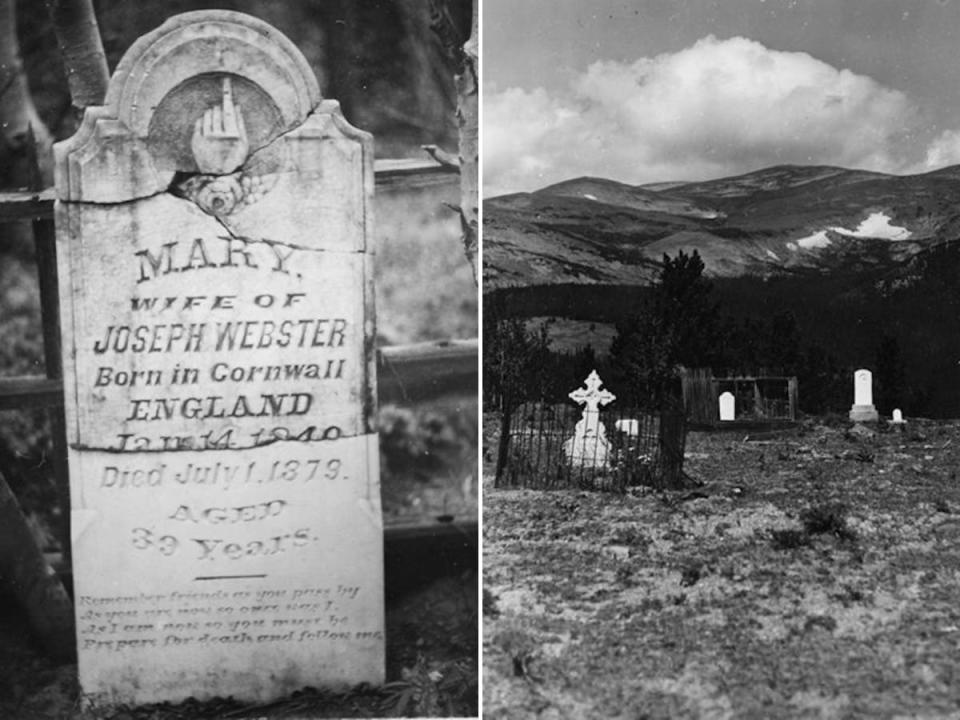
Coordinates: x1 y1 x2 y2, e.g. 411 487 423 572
718 391 735 422
849 368 879 422
563 370 615 467
892 408 905 424
854 369 873 406
55 11 383 706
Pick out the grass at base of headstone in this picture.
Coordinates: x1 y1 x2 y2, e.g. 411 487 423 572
483 414 960 718
0 567 477 719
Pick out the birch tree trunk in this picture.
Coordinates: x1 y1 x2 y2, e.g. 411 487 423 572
455 0 478 283
45 0 109 109
0 0 53 187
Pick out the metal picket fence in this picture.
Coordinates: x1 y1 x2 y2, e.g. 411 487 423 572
495 399 686 493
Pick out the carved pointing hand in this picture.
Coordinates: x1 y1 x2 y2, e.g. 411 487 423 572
191 77 249 174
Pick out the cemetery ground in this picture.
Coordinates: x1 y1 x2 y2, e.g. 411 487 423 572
0 181 478 718
484 412 960 718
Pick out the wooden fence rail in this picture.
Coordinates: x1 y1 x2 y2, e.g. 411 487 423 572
0 158 458 221
0 339 477 411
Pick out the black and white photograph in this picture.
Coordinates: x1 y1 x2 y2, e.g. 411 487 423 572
0 1 477 717
483 1 960 716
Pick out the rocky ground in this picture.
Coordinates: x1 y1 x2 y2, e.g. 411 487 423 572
484 415 960 718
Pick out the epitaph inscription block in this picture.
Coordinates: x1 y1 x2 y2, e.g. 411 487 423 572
55 11 383 705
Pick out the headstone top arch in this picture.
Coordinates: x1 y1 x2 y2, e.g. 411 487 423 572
55 10 352 203
107 10 320 136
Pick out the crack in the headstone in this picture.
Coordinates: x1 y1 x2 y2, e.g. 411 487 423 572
60 102 327 206
222 233 363 255
248 99 325 159
58 187 172 207
192 100 325 179
70 434 360 454
212 213 238 240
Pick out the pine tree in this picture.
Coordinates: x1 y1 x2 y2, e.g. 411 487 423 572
610 250 719 404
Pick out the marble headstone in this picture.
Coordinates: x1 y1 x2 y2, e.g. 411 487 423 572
848 368 879 423
55 11 383 706
718 391 735 422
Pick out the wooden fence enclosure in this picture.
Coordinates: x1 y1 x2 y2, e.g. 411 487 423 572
681 367 798 427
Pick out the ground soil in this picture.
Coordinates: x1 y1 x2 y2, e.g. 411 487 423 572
484 414 960 719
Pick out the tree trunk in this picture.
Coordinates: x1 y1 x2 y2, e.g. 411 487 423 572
45 0 109 109
0 470 76 662
658 407 697 491
0 0 54 188
455 0 478 283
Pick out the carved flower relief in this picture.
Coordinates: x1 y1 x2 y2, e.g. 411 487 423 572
177 170 280 217
181 174 245 215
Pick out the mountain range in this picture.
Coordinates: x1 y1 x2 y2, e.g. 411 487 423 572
483 164 960 417
483 164 960 288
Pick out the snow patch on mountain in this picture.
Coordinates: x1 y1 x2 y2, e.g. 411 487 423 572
795 231 833 249
831 212 911 240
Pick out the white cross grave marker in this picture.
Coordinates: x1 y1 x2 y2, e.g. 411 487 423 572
564 370 616 468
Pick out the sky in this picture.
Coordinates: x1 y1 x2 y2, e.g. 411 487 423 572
483 0 960 196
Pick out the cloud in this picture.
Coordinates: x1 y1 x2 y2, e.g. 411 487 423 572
484 35 936 196
921 129 960 170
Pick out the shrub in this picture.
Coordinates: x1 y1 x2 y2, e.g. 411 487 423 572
771 528 812 550
800 502 856 540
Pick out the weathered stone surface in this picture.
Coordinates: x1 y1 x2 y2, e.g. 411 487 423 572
55 10 383 706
